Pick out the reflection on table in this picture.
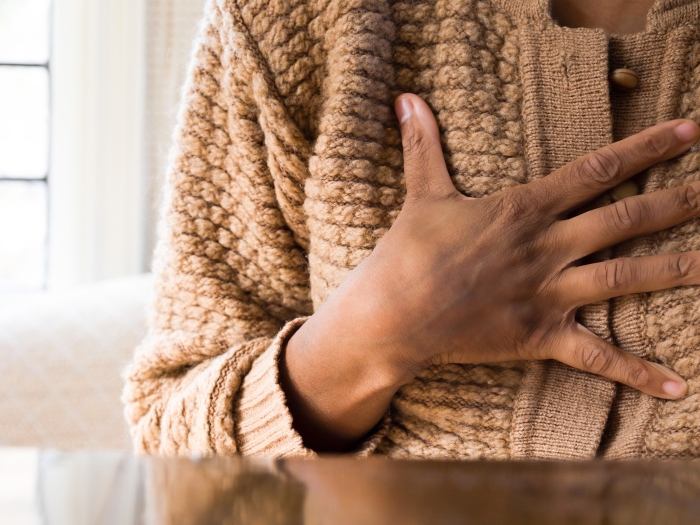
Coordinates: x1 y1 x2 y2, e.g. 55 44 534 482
2 448 700 525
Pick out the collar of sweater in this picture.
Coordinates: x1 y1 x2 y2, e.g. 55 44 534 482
494 0 700 32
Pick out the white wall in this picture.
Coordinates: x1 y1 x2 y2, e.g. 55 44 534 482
48 0 205 289
49 0 147 288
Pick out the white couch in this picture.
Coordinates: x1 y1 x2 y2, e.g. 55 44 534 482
0 274 152 450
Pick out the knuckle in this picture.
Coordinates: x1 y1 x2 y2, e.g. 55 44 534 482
641 131 669 160
581 149 624 185
574 341 614 374
402 125 433 199
668 253 695 281
500 188 537 222
625 363 651 389
402 124 431 165
596 258 637 292
605 199 644 233
678 184 700 212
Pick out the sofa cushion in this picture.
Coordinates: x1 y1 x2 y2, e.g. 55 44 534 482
0 274 152 450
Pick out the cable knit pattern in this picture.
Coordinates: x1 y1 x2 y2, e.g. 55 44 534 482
124 0 700 459
643 34 700 458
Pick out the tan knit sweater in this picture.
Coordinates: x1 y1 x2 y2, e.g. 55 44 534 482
123 0 700 460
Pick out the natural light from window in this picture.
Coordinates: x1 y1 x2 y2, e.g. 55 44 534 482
0 0 51 292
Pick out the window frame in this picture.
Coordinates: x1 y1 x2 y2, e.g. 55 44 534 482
0 0 53 292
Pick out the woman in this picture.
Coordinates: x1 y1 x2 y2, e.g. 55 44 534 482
124 0 700 459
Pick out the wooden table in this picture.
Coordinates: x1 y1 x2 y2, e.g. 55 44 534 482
2 449 699 524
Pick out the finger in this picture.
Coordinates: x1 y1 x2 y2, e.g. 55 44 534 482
558 252 700 307
556 181 700 260
552 324 687 400
395 94 456 201
530 119 700 215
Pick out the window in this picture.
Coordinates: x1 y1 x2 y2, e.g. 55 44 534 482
0 0 52 292
0 0 205 292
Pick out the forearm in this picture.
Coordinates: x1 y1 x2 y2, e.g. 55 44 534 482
280 303 413 452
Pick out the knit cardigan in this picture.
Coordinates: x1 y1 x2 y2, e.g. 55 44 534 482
123 0 700 460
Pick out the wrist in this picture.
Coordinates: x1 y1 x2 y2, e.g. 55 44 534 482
296 307 418 393
279 309 414 451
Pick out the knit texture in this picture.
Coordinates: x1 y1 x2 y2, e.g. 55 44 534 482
124 0 700 459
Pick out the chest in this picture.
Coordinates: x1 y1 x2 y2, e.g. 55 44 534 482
301 1 700 458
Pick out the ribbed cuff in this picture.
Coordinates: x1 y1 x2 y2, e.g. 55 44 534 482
233 317 389 457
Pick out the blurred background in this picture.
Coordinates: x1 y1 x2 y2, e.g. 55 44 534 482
1 0 207 292
0 0 207 451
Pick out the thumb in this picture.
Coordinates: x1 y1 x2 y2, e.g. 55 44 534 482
395 94 455 201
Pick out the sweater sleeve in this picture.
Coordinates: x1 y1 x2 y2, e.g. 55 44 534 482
122 0 387 458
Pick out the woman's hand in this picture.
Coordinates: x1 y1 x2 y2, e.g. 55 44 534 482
281 94 700 452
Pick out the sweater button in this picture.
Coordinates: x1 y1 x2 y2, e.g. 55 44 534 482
610 68 639 92
609 181 639 202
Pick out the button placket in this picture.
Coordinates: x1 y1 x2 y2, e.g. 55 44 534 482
512 23 617 460
609 180 640 202
610 67 640 92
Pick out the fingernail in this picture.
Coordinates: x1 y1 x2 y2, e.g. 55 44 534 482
649 361 688 399
662 380 687 399
675 121 699 142
396 97 414 124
